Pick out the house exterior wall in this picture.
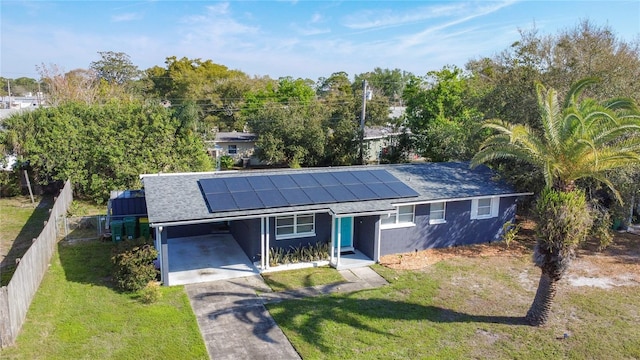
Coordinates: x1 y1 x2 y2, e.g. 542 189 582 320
167 223 215 238
216 142 256 161
230 218 262 261
229 212 333 262
354 216 377 259
379 197 517 256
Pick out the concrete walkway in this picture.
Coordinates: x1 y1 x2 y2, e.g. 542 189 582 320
185 267 388 360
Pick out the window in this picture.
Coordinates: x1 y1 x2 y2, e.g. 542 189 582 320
429 202 446 224
228 145 238 155
381 205 415 228
471 197 499 219
276 214 315 239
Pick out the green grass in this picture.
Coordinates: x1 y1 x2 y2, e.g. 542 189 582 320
0 240 208 360
266 259 640 360
262 266 346 292
0 195 53 285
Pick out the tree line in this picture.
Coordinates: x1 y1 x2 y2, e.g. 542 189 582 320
1 20 639 207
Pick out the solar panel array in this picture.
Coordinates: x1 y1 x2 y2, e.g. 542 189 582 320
199 169 419 213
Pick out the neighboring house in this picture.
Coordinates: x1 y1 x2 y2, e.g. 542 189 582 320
363 126 405 163
140 162 531 285
207 131 260 167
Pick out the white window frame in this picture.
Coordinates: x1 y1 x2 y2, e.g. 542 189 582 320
380 205 415 229
429 202 446 224
227 144 238 155
471 197 499 220
275 213 316 240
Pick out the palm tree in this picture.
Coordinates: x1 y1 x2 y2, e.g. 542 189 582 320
471 78 640 325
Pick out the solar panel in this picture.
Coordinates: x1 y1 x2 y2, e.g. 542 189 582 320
292 173 321 188
302 187 335 203
332 171 362 185
269 174 298 189
370 169 399 183
199 169 419 213
355 170 381 184
281 188 312 205
199 178 228 194
256 190 288 208
345 184 378 200
205 193 235 212
225 177 252 193
247 176 276 191
324 185 358 202
311 172 340 186
365 182 398 198
387 181 420 197
232 191 262 210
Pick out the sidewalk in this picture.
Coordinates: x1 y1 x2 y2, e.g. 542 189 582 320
185 266 388 360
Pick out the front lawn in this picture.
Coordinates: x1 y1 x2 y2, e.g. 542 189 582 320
266 235 640 359
262 266 345 292
0 240 208 360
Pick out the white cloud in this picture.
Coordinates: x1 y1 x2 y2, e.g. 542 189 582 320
112 12 142 22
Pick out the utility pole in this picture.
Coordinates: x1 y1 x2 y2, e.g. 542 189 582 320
7 80 11 109
359 80 367 165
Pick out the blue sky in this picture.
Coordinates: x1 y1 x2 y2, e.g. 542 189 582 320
1 1 639 81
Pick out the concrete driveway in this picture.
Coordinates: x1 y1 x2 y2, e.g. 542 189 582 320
168 234 260 286
185 275 301 360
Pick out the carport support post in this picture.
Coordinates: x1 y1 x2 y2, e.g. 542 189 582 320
260 217 268 270
157 226 169 286
336 217 341 267
265 217 270 269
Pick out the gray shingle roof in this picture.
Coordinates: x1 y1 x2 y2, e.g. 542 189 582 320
142 162 520 225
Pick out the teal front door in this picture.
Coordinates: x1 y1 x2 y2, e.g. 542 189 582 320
334 217 353 250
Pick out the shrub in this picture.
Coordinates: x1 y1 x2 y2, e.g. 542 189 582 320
112 238 159 292
220 155 235 169
500 221 521 248
268 241 329 267
139 281 162 304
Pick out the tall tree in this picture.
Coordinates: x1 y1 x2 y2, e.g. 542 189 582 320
2 100 211 202
90 51 140 85
37 64 98 105
471 79 640 325
403 66 483 162
317 72 359 165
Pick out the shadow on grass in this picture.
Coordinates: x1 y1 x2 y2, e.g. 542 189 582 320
0 196 53 286
57 236 115 288
192 278 526 353
266 294 528 353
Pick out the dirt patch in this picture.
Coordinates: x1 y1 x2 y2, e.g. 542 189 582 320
380 217 640 288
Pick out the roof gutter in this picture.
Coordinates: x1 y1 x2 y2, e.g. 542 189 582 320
390 192 534 207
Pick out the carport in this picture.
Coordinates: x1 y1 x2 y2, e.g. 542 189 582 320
166 233 259 286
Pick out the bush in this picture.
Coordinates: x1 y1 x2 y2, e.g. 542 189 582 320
139 281 162 304
220 155 235 169
112 238 159 292
268 241 329 267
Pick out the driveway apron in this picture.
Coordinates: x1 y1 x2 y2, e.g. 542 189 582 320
185 275 301 360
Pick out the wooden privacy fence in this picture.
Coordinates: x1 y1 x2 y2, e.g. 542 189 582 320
0 180 73 348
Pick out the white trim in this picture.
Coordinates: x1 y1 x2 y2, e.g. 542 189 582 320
470 197 500 220
275 213 316 240
429 202 446 224
391 192 533 207
150 209 328 228
380 222 416 230
380 204 415 229
140 170 239 178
